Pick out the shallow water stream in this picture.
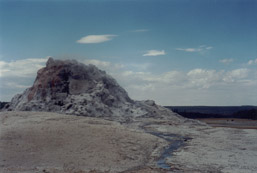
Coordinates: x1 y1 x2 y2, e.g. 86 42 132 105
150 132 190 170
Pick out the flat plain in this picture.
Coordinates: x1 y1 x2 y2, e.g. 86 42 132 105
198 118 257 129
0 111 167 173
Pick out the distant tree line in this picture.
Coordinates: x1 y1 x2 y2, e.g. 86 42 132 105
172 111 225 119
232 109 257 120
166 106 257 120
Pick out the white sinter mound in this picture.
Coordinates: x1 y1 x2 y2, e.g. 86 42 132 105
5 57 182 122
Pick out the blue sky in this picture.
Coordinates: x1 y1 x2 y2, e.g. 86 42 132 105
0 0 257 106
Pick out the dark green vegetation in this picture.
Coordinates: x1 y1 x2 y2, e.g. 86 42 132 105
166 106 257 120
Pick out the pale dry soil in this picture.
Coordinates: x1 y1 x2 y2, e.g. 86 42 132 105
1 112 257 173
0 112 167 173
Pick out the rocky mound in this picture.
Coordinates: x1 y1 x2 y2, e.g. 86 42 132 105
5 58 182 122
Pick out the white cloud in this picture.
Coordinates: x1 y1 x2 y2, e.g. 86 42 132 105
205 46 213 50
187 69 223 88
0 61 8 77
176 45 212 53
131 29 149 32
0 57 49 101
82 59 124 72
1 57 256 106
223 68 249 82
83 59 111 67
248 58 257 65
129 63 152 71
0 57 48 77
112 67 257 105
76 35 117 44
4 82 30 89
111 65 255 104
229 68 249 78
176 48 200 52
143 50 166 56
137 71 185 84
128 84 155 91
219 58 234 64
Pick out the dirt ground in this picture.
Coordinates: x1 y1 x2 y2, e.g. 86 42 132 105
1 112 257 173
0 111 167 173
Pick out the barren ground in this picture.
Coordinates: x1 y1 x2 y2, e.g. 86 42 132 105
0 111 167 173
1 112 257 173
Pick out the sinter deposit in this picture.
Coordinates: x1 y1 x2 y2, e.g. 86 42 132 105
5 57 182 122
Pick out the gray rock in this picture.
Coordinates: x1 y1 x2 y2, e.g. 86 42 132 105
6 58 183 122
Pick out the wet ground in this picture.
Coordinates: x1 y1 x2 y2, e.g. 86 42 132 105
150 132 191 170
